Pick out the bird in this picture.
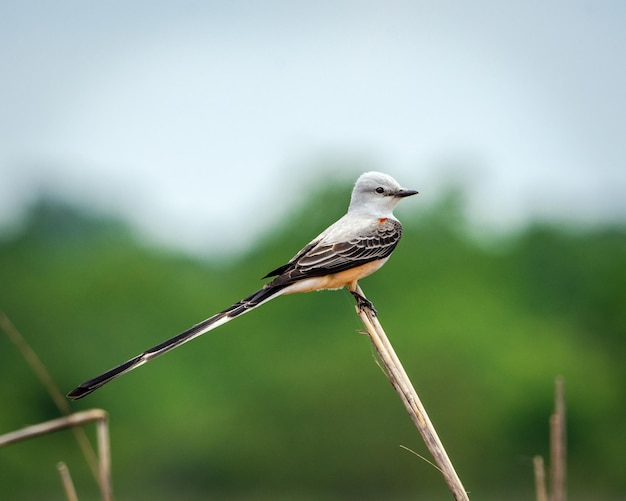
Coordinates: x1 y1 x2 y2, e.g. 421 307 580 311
67 171 418 399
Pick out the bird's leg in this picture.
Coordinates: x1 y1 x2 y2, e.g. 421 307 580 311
350 289 377 316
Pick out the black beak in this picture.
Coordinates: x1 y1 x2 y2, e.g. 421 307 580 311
394 188 419 198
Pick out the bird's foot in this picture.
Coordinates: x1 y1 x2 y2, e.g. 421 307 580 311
351 291 377 316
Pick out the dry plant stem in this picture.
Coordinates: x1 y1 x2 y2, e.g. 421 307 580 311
57 462 79 501
354 285 469 501
0 311 100 481
0 409 113 501
550 377 566 501
533 455 548 501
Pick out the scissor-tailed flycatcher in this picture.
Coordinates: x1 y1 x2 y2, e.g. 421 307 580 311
68 171 418 399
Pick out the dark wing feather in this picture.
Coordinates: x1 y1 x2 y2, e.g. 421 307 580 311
267 219 402 286
262 241 318 279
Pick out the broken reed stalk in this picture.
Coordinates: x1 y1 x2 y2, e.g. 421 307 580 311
57 462 79 501
550 377 566 501
533 377 567 501
353 285 469 501
533 455 548 501
0 409 112 501
0 311 101 482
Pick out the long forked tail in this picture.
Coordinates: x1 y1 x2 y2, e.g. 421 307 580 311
67 285 287 400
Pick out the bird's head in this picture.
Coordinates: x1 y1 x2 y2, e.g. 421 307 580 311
348 171 418 217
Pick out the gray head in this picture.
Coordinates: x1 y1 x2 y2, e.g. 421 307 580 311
348 171 418 216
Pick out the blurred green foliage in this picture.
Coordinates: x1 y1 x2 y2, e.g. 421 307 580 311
1 186 624 500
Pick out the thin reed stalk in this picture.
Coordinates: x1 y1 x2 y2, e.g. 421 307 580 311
533 455 549 501
0 409 112 501
0 311 101 481
550 377 566 501
57 462 79 501
353 285 469 500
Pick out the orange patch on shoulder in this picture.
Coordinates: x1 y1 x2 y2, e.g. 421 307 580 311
378 217 388 223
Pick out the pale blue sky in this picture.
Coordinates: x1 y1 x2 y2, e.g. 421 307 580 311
1 1 624 254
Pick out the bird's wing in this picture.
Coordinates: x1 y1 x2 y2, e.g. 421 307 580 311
266 218 402 285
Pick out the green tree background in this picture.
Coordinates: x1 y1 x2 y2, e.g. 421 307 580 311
1 181 624 500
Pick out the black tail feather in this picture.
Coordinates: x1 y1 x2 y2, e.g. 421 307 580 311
67 285 286 400
67 355 144 400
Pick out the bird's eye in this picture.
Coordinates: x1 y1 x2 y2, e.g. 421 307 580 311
375 187 385 194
